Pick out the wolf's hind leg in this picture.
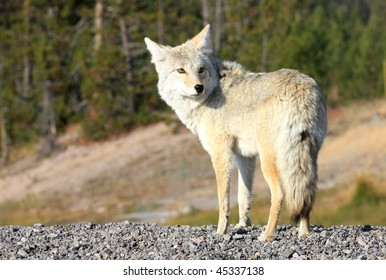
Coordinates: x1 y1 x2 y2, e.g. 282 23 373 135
234 154 256 229
298 211 311 237
259 153 283 241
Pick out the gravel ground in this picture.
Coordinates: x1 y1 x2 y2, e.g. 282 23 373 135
0 221 385 260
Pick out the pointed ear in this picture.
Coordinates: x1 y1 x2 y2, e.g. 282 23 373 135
191 24 212 55
144 37 168 63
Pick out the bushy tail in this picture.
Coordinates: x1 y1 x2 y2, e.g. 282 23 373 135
276 129 319 224
273 73 327 224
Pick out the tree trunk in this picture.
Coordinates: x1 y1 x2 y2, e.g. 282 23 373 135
0 108 9 163
119 17 135 116
261 33 268 72
22 56 30 99
384 60 386 97
37 6 59 157
0 56 9 163
22 0 31 99
214 0 223 55
94 0 103 53
39 80 58 157
201 0 210 26
157 0 164 44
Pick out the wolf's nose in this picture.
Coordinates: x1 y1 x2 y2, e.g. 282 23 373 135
194 84 204 93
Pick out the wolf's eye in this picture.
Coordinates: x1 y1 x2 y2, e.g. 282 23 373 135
198 67 205 73
177 68 186 74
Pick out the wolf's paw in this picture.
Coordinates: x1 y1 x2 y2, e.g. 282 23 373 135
298 225 311 238
259 232 275 241
216 228 228 235
235 219 251 229
234 222 248 229
298 230 311 238
216 218 229 235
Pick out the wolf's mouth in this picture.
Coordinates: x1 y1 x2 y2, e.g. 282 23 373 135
181 91 203 98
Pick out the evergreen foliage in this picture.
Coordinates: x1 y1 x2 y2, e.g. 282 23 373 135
0 0 385 157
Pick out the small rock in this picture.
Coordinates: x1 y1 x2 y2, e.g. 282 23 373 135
191 236 204 245
11 227 19 232
235 228 247 234
219 243 227 251
356 237 367 247
296 249 304 255
223 234 231 242
362 225 372 232
132 229 140 238
283 248 296 258
85 223 95 229
17 249 28 257
73 240 80 249
233 234 244 240
188 242 197 253
59 246 67 255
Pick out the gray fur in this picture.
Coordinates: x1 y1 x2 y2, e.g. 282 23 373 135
145 25 327 240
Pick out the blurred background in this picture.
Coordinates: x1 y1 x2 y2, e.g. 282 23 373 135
0 0 385 227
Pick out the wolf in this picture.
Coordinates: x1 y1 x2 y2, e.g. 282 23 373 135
144 25 327 241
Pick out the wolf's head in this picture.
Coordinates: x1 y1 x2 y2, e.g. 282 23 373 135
144 25 218 107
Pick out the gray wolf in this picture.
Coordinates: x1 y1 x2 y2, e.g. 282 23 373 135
144 25 327 241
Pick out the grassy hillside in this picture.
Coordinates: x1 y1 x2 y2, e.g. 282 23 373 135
1 100 385 227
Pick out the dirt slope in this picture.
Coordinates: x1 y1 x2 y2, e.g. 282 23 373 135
0 100 385 224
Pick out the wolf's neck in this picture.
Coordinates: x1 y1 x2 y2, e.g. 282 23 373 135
159 87 202 134
174 105 201 134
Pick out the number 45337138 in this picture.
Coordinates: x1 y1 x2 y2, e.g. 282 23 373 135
215 266 264 276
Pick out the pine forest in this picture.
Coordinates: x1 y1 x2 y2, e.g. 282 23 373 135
0 0 385 162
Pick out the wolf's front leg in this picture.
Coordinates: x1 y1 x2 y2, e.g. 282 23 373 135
205 139 233 235
199 124 233 234
212 151 232 234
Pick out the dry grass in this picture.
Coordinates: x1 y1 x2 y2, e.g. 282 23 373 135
0 179 138 226
2 175 384 227
164 176 386 227
312 177 386 226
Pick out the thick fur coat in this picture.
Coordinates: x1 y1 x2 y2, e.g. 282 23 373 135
145 25 327 240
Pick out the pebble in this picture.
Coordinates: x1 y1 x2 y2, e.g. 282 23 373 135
357 237 367 247
233 234 244 240
283 248 296 258
17 249 27 257
0 222 385 260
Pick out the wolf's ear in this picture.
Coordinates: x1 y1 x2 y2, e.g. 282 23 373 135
191 24 212 55
144 37 168 63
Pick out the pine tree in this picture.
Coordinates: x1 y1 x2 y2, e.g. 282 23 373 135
0 0 384 152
